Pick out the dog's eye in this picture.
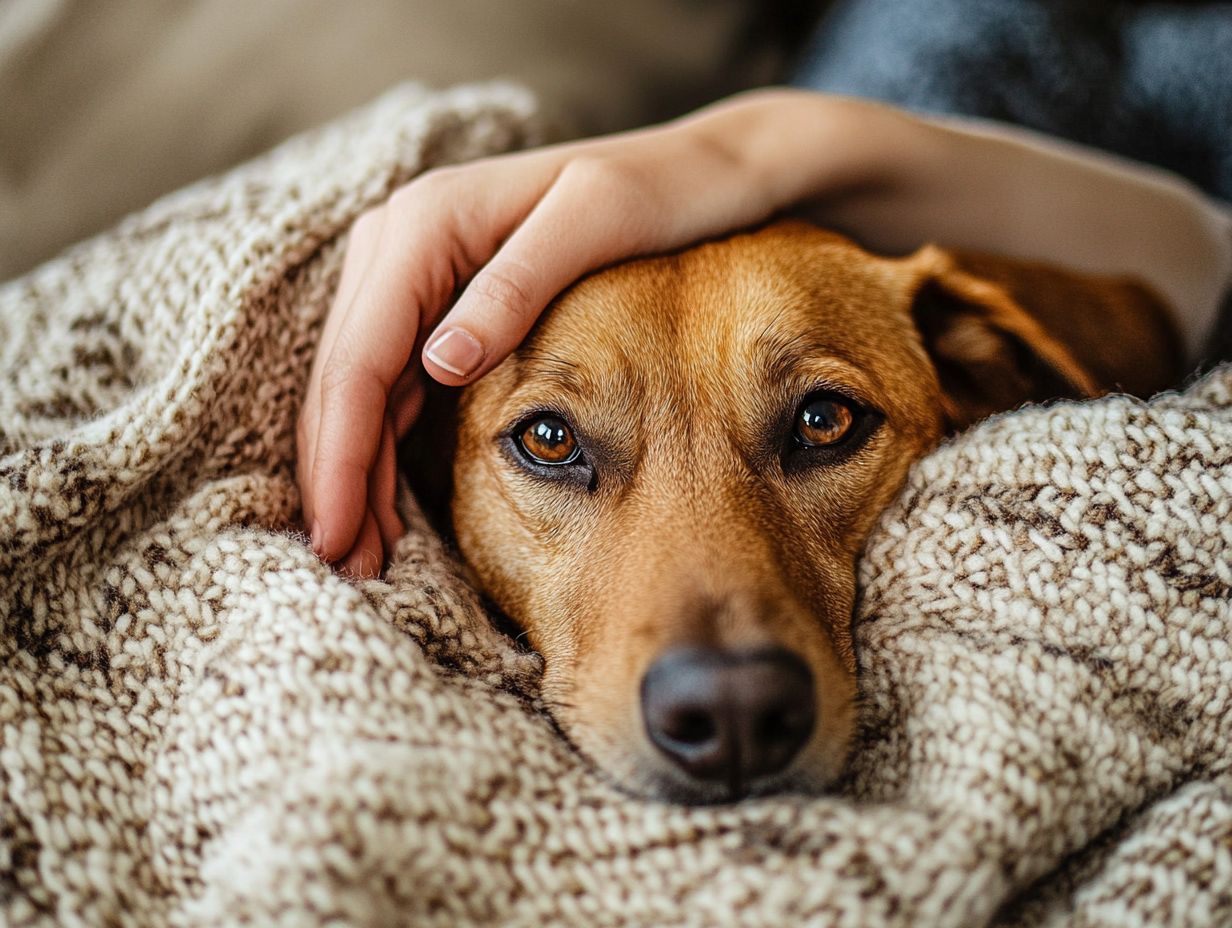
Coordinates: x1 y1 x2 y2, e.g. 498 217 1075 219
517 415 581 465
795 396 856 447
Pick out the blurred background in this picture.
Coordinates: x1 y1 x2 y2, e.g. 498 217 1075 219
0 0 823 281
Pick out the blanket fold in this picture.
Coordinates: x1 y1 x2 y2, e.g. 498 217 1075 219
2 82 1229 928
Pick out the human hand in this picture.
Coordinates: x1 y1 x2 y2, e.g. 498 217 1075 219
299 83 1221 580
297 88 836 578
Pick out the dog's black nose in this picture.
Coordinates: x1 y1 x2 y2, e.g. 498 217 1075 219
640 647 815 791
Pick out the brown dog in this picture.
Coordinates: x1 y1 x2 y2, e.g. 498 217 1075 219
437 221 1180 804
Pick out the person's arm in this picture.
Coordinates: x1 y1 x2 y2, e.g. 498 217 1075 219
784 104 1231 362
298 88 1232 577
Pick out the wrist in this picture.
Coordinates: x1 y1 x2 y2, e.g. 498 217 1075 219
683 89 941 214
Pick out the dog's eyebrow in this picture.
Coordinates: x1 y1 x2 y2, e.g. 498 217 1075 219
513 352 590 395
755 329 871 397
758 330 828 385
519 351 578 372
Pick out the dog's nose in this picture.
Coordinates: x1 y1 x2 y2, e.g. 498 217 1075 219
640 647 815 791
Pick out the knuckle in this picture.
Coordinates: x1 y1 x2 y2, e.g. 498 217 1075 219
395 166 459 207
561 155 642 198
471 265 537 321
317 342 391 411
561 155 611 183
317 354 365 396
556 158 652 232
421 163 465 186
348 207 385 247
387 181 424 213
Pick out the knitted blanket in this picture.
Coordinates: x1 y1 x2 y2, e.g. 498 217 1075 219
2 84 1230 928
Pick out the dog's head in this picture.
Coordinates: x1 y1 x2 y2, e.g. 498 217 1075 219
446 221 1176 802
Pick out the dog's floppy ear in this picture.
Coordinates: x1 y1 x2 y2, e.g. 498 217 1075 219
903 245 1100 431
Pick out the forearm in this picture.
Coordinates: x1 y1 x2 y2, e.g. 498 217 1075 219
691 89 1232 360
303 87 1229 572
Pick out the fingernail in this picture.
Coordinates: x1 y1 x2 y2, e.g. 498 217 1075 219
311 519 324 557
425 328 484 378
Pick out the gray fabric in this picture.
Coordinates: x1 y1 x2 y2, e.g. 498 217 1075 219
793 0 1232 201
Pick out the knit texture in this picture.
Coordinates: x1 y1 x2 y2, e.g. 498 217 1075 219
2 83 1230 927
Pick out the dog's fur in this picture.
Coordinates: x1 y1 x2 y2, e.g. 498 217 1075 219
423 221 1181 803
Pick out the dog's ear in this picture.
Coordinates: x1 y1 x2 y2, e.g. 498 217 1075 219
903 245 1100 431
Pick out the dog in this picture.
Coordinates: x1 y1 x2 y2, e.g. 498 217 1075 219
424 221 1181 804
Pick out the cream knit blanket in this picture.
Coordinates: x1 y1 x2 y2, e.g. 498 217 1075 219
2 84 1230 928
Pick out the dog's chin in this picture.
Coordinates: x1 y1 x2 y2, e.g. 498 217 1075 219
634 768 832 806
582 743 844 806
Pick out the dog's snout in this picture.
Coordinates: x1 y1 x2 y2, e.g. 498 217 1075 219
640 647 815 792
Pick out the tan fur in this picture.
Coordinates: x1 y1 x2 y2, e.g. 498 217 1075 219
445 221 1182 801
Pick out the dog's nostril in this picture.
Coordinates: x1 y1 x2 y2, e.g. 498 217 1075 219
640 646 816 792
757 707 797 743
665 710 716 745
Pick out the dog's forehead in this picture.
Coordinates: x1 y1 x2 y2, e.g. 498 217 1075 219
513 227 917 399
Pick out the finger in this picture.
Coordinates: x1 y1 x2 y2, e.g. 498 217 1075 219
309 155 566 560
299 207 388 532
328 208 388 350
339 508 384 580
295 427 314 535
308 340 391 562
370 418 403 556
307 198 460 561
422 159 653 386
389 369 427 441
